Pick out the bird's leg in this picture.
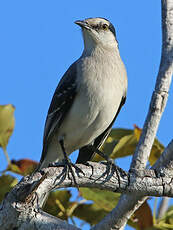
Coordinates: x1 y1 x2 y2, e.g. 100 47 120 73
58 139 84 186
59 139 77 185
89 145 114 164
88 145 121 186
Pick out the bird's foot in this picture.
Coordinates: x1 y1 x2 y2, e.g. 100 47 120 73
100 161 121 187
49 159 84 187
86 145 116 178
58 139 86 188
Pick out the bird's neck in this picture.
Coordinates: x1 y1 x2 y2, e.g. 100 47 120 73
82 35 119 57
82 42 119 59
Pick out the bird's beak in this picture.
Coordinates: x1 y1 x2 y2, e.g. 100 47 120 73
75 20 91 30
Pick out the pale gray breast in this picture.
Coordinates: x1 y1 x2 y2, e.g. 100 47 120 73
75 51 127 131
59 49 127 151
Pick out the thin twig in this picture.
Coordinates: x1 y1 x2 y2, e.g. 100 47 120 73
157 197 170 219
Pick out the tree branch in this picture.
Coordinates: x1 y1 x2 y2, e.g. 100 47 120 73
153 139 173 173
1 147 173 230
131 0 173 172
92 0 173 229
157 197 170 219
23 163 173 198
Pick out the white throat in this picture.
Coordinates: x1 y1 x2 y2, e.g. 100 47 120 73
82 29 118 56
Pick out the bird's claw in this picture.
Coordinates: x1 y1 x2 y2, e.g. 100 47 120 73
49 159 85 188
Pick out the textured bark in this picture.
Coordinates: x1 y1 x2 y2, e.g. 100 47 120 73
1 144 173 230
0 1 173 229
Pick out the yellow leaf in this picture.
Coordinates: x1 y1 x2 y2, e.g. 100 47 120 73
133 125 164 165
149 138 164 166
0 104 15 150
93 125 164 165
93 128 133 161
133 124 142 141
110 132 137 159
7 163 21 175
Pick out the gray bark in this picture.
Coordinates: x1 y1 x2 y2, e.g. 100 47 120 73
0 139 173 230
0 0 173 229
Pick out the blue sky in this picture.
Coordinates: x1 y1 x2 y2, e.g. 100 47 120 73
0 1 172 229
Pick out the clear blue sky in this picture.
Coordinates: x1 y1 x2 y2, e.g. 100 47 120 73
0 1 172 229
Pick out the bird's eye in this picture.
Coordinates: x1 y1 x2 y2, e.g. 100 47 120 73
102 24 108 30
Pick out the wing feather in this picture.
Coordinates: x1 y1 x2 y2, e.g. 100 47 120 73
40 62 77 163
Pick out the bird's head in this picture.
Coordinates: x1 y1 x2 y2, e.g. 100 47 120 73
75 17 118 51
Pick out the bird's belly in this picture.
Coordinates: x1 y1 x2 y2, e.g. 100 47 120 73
58 85 122 153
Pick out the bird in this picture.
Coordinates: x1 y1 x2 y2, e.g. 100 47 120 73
38 17 127 173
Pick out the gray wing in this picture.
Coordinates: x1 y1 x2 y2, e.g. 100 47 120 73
76 96 126 163
40 62 77 164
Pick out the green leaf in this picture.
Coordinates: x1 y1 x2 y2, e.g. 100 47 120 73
43 190 72 220
149 205 173 230
158 205 173 224
73 188 120 225
0 175 18 203
79 188 120 212
73 203 108 225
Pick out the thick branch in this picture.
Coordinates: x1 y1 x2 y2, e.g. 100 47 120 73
1 155 173 230
23 163 173 198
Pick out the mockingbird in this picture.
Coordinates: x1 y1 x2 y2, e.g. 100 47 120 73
38 17 127 174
